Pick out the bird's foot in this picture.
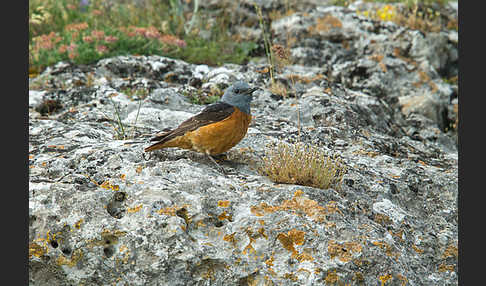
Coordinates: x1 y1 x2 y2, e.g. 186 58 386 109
206 154 237 176
212 153 229 162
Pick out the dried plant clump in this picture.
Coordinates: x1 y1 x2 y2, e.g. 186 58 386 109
268 81 288 98
261 141 347 190
271 44 291 68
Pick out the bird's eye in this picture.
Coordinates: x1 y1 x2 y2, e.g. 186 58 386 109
233 88 240 94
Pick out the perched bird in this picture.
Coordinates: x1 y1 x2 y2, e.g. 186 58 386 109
144 81 258 173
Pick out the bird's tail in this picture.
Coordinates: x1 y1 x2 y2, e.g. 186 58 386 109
144 131 172 152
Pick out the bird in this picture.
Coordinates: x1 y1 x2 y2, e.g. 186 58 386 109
144 81 258 173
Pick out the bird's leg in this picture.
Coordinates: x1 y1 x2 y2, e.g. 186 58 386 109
205 152 227 175
212 153 228 162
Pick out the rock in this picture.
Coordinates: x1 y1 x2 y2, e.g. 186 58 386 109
269 4 457 139
399 93 443 124
29 90 46 108
29 1 457 285
146 87 193 111
372 198 407 225
127 107 194 130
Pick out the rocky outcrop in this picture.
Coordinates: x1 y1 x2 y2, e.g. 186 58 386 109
29 2 458 285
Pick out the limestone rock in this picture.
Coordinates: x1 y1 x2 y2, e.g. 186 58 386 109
29 2 457 285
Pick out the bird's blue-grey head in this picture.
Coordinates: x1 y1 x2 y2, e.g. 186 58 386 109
220 81 258 114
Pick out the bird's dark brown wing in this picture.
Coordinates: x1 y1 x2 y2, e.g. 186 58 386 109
147 102 235 147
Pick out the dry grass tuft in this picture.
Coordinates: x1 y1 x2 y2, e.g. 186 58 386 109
271 44 291 66
261 141 347 190
268 81 288 98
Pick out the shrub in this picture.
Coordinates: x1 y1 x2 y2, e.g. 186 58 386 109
261 141 347 190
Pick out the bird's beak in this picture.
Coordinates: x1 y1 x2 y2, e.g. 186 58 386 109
246 87 259 95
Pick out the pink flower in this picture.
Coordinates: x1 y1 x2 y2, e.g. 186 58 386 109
58 44 68 53
56 43 78 59
174 39 186 48
144 26 161 39
34 32 61 51
68 51 78 59
134 27 147 37
96 45 108 54
91 30 105 40
65 22 89 32
126 31 137 37
83 35 93 43
52 35 62 44
38 41 54 50
104 35 118 43
67 43 77 52
160 35 186 48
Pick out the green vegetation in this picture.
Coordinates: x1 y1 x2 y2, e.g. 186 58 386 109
121 87 150 101
183 87 222 105
29 0 257 74
254 3 276 85
189 94 220 105
99 95 143 140
261 141 347 190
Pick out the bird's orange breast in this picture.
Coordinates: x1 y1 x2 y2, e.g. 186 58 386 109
160 107 252 155
187 107 252 155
